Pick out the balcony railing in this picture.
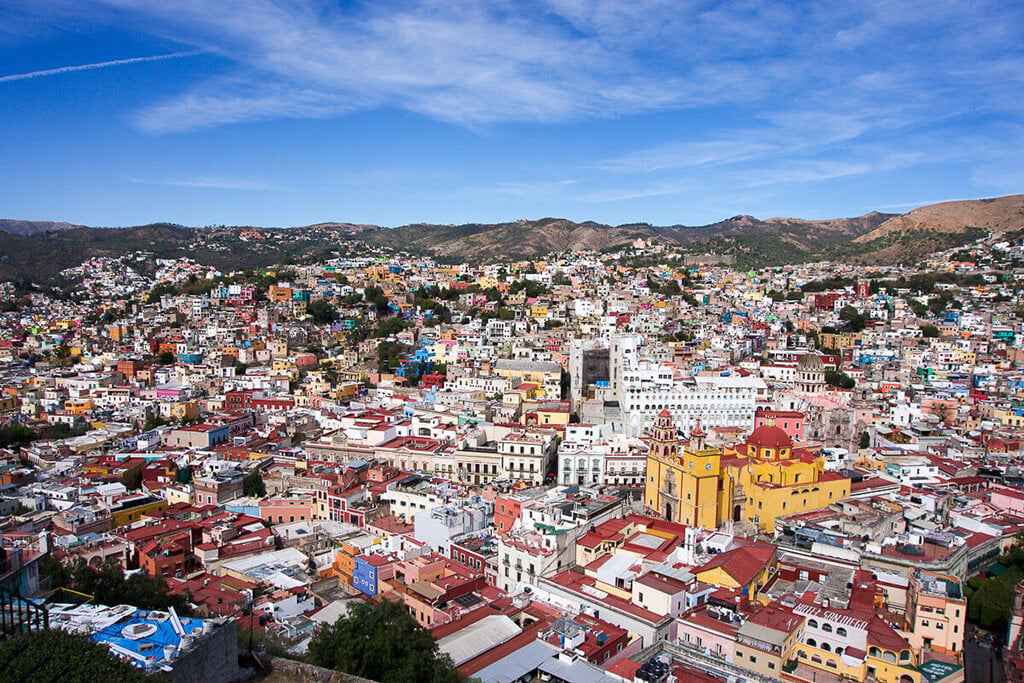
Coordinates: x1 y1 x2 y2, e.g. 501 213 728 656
0 586 47 639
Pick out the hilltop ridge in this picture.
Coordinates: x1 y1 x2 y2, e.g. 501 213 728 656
1 194 1021 282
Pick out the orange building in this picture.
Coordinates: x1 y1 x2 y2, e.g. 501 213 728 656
494 495 522 535
268 285 293 301
259 497 315 525
140 530 192 579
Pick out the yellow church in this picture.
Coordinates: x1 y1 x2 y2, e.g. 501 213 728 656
643 411 850 532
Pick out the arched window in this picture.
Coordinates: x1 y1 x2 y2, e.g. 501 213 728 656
811 654 822 664
822 623 833 633
822 643 831 652
826 659 838 669
836 627 847 637
899 650 911 663
798 651 808 659
869 647 880 658
808 619 819 629
806 638 817 648
835 647 844 656
883 651 896 663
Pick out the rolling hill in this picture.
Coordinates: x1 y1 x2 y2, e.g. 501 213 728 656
0 219 86 235
359 213 897 264
1 194 1021 282
855 195 1024 242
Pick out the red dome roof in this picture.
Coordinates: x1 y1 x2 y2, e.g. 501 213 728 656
747 425 793 449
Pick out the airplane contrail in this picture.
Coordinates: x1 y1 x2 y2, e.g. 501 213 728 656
0 49 206 83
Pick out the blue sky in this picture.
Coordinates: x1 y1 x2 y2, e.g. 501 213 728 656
1 1 1022 228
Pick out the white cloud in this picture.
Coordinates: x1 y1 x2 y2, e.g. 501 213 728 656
15 0 1017 146
128 175 285 191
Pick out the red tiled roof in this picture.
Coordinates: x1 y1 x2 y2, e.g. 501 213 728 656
866 615 911 652
696 543 775 586
748 424 792 449
607 658 641 680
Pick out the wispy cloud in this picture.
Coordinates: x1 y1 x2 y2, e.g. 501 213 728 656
63 1 826 131
11 0 998 140
128 176 285 191
7 0 1024 228
578 182 693 204
0 49 204 83
593 138 779 174
483 179 580 198
873 198 976 210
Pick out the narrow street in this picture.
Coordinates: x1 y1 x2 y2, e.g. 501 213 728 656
965 625 1005 683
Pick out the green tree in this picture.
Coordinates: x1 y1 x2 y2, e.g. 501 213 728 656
51 342 72 363
838 305 867 333
41 556 191 614
373 316 410 338
143 414 168 431
308 299 339 325
824 369 856 389
0 628 152 683
363 285 389 310
0 423 36 448
243 470 267 497
661 279 682 296
968 565 1024 631
908 298 928 318
920 324 940 338
859 431 871 449
308 600 461 683
158 350 176 365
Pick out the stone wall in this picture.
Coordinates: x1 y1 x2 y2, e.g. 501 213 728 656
266 656 378 683
167 619 248 683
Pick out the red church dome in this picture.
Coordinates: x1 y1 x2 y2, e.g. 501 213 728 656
747 424 793 449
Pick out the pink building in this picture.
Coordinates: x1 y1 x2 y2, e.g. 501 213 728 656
675 600 740 660
754 409 805 441
990 486 1024 515
259 497 316 524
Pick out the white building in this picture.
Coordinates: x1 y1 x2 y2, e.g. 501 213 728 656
557 423 647 487
608 334 760 436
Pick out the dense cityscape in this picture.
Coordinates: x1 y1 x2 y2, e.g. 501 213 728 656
5 1 1024 681
0 222 1023 682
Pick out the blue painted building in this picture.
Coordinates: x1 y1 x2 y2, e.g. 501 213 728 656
352 555 380 596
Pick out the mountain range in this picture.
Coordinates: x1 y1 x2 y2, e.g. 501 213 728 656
2 194 1022 283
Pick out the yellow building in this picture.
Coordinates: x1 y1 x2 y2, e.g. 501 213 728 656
693 542 777 602
645 414 850 533
476 275 499 289
169 400 200 422
109 497 168 528
522 401 571 428
644 411 721 529
818 331 864 350
64 398 93 415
